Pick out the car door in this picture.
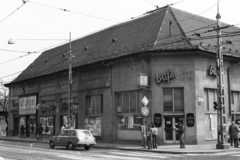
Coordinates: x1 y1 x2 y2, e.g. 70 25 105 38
60 130 69 146
54 130 64 146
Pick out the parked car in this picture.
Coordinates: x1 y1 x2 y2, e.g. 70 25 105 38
49 129 96 150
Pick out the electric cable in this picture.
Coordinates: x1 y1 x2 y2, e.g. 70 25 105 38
0 1 27 24
28 1 118 23
170 0 187 6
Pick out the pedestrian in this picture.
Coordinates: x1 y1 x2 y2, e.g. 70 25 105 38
174 122 185 148
151 124 158 148
228 121 234 146
146 124 153 150
37 124 43 141
232 121 240 148
141 121 147 148
20 124 25 138
61 124 66 130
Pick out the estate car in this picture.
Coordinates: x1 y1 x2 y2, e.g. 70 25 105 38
49 129 96 150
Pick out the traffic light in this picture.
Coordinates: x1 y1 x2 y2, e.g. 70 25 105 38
213 102 219 110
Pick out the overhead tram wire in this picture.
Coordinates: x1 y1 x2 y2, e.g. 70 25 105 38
170 0 187 6
28 1 118 23
177 0 224 22
0 1 28 24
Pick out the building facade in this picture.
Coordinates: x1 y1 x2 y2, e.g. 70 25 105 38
5 6 240 144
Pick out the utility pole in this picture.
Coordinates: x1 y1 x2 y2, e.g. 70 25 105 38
68 32 73 128
215 1 229 149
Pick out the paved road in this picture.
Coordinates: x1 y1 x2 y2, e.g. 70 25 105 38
1 140 240 160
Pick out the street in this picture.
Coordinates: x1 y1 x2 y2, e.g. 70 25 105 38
1 140 240 160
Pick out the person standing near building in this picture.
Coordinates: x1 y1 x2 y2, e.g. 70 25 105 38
232 121 240 148
174 122 185 148
141 121 147 148
37 124 43 141
152 124 158 148
146 124 153 150
20 125 25 138
228 121 234 146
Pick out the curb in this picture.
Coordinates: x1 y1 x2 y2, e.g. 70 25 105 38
0 138 235 154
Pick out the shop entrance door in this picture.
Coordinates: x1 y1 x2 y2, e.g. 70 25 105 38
13 117 19 136
164 117 184 144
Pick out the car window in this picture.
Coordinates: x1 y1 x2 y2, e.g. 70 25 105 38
64 131 68 136
68 131 76 136
78 131 92 137
58 130 64 136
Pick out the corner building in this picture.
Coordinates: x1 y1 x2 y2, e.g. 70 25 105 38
5 6 240 145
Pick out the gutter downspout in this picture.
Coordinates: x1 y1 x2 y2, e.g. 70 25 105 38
228 62 240 120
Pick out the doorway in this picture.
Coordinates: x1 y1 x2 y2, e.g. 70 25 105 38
13 117 19 136
164 116 184 144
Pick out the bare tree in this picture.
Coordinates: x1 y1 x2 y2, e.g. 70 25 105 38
0 79 8 111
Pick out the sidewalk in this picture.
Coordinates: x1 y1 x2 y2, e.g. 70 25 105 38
0 136 238 154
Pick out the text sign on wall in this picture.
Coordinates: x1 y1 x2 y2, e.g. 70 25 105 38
19 95 37 115
155 70 175 84
208 65 217 76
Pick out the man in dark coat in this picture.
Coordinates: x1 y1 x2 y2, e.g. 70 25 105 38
228 121 234 146
20 125 25 138
232 121 240 148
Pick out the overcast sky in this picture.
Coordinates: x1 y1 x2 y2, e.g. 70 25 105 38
0 0 239 83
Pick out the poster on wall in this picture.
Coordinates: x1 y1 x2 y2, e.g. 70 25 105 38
19 95 37 115
85 117 101 136
39 117 54 135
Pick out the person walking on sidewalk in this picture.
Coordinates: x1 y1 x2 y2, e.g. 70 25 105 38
174 122 185 148
151 124 158 148
228 121 234 146
146 124 153 150
20 125 25 138
37 124 43 141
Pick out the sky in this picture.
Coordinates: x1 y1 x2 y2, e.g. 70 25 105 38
0 0 239 84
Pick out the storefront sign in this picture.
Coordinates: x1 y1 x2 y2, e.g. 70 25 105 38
154 113 162 127
155 70 175 84
186 113 194 127
19 95 37 115
208 65 217 76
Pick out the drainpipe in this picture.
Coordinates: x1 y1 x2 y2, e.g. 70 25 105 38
227 62 240 120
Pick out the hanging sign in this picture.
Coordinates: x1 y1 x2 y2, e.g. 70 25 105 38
186 113 195 127
154 113 162 127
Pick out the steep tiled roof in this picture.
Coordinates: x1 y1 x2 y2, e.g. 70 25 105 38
9 5 240 84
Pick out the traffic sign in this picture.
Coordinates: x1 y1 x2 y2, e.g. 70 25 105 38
142 96 149 106
141 106 149 116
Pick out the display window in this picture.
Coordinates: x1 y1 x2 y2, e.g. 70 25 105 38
62 115 76 129
39 117 54 134
85 117 102 136
117 115 142 131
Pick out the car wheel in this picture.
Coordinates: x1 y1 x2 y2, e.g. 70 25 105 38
68 142 74 150
49 141 55 149
84 146 90 150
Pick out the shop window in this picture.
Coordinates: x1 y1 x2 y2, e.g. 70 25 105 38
117 115 142 131
163 88 184 112
115 90 140 114
86 95 103 115
39 117 54 135
85 117 101 136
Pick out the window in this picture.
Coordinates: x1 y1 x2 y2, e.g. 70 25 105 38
115 90 141 114
117 115 143 131
231 91 240 112
204 89 217 112
86 95 103 115
163 88 184 112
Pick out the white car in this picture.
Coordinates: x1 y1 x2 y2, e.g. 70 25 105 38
49 129 96 150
